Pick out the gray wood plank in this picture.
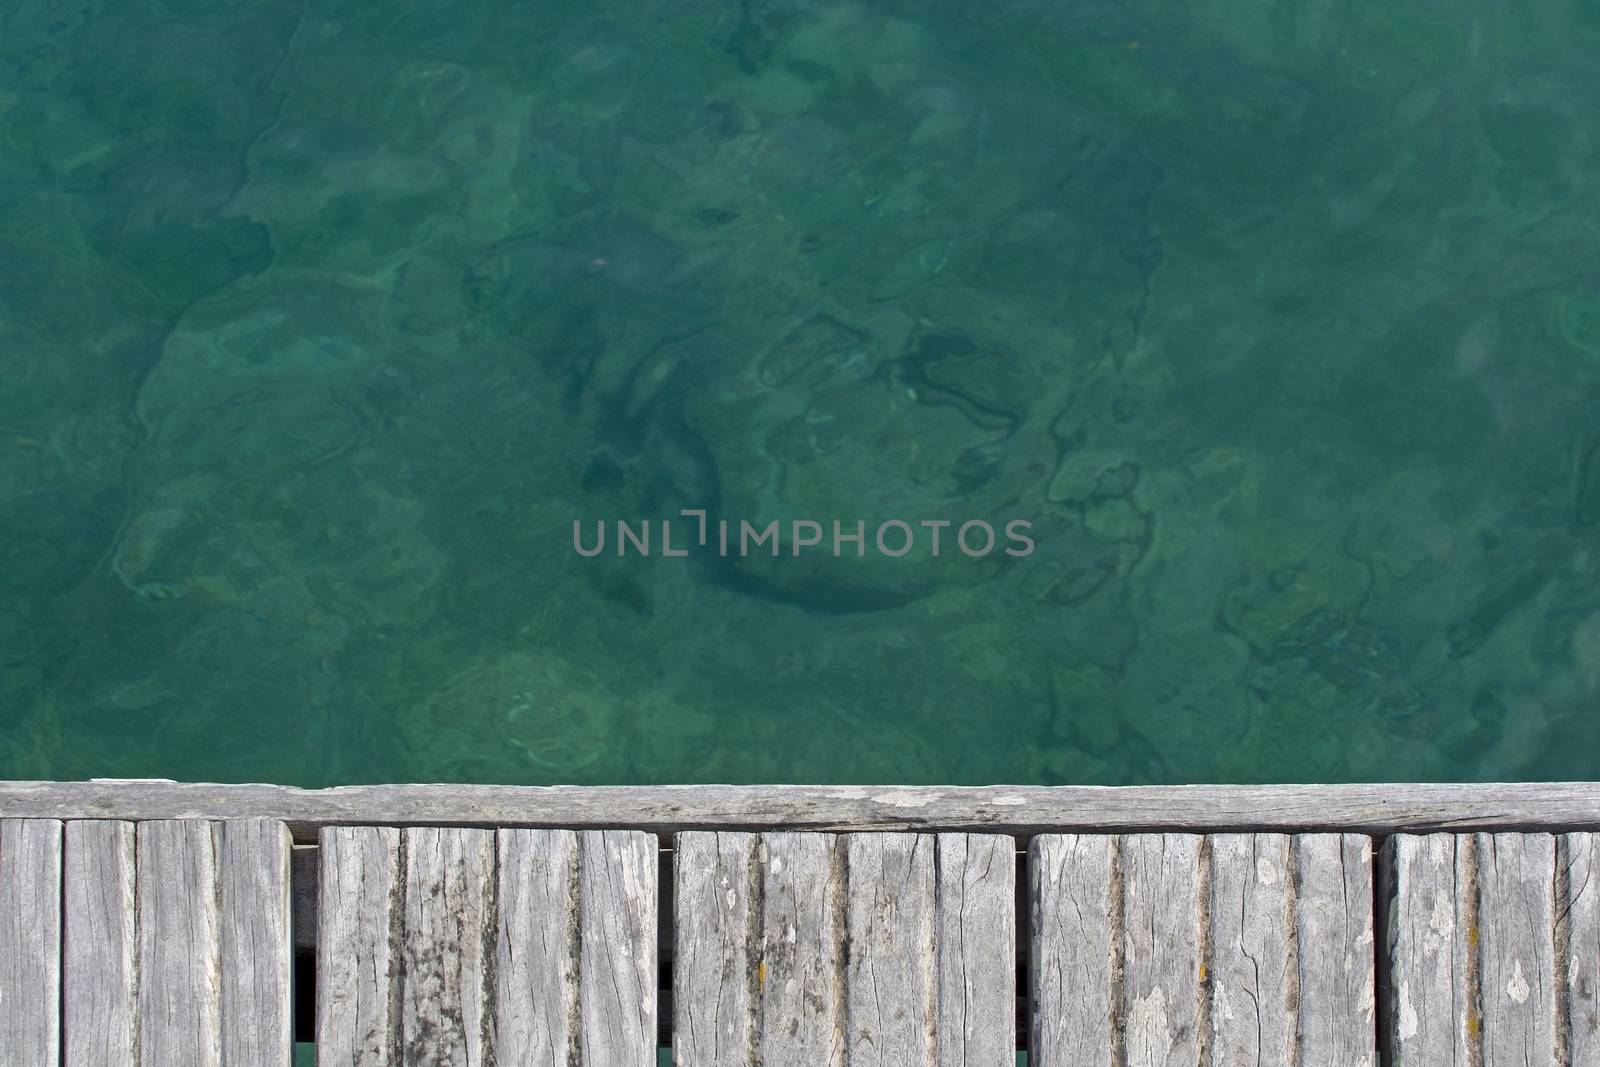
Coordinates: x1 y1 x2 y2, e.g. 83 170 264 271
761 832 845 1067
1561 832 1599 1066
1030 834 1113 1066
1477 833 1556 1066
64 820 136 1066
677 832 1014 1067
317 825 401 1066
845 834 936 1065
496 828 580 1067
578 830 657 1067
1388 833 1566 1066
319 826 657 1065
0 819 62 1067
1209 833 1292 1065
1293 833 1375 1067
934 834 1014 1067
401 826 495 1066
1122 834 1203 1067
138 819 221 1067
217 818 293 1067
673 831 757 1067
1387 834 1471 1066
1034 833 1376 1067
9 781 1600 839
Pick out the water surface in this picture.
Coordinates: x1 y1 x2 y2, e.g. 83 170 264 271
3 0 1598 785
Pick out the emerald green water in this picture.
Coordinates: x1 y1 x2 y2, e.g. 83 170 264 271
3 0 1598 787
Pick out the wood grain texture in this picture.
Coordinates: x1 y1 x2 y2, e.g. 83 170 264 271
676 832 1015 1067
1030 835 1113 1066
1293 833 1375 1067
934 834 1014 1067
317 825 401 1066
1388 831 1574 1067
1386 834 1471 1066
0 819 62 1067
317 826 658 1065
1209 833 1292 1065
1384 833 1565 1067
578 830 657 1067
1123 834 1203 1067
402 827 495 1066
496 828 579 1067
138 819 221 1067
64 820 136 1066
1561 832 1600 1066
761 832 846 1067
1033 833 1376 1067
217 819 293 1067
1476 833 1556 1066
845 834 936 1066
8 781 1600 839
29 802 1591 1065
674 831 757 1067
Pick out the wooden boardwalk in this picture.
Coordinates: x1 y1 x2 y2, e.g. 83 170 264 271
0 782 1597 1065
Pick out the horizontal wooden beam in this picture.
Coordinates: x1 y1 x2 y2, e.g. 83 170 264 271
1 781 1598 843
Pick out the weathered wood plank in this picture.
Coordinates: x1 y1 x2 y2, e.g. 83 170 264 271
318 826 657 1064
761 832 845 1067
674 831 757 1067
1123 834 1203 1066
0 819 61 1067
1561 833 1600 1065
138 819 221 1066
1033 833 1376 1066
8 781 1600 839
64 820 136 1066
1477 833 1556 1065
317 825 400 1065
578 830 657 1067
1209 833 1292 1064
402 826 495 1066
1293 833 1375 1067
845 834 935 1065
1030 834 1113 1066
217 819 293 1067
496 828 579 1066
677 832 1014 1066
935 834 1014 1067
1385 833 1563 1066
1386 834 1471 1066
